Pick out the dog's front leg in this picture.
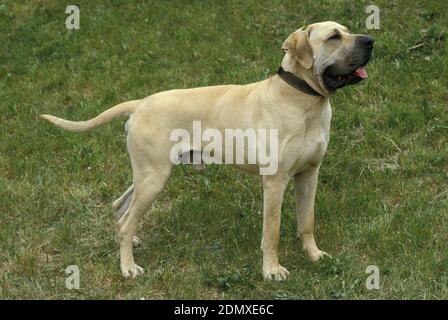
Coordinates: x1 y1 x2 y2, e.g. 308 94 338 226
294 166 330 262
261 175 290 281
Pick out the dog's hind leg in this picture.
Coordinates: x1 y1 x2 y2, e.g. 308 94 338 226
116 164 172 278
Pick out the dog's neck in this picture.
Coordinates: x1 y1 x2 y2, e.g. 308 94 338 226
280 54 331 98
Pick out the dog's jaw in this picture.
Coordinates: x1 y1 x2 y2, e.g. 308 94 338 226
323 64 368 90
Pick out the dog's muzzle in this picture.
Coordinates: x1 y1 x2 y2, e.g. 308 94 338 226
323 36 374 90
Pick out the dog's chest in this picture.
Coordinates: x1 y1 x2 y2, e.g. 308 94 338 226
284 105 331 175
302 132 328 164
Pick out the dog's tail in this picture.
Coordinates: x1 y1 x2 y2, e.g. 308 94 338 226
39 100 140 132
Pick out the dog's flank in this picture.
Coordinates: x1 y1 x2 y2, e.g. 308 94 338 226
39 100 140 132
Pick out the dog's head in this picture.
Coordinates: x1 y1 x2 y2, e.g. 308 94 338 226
281 21 374 96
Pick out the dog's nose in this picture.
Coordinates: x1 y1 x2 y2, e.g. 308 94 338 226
359 36 375 48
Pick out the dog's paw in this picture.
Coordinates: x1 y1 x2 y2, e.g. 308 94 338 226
308 249 332 262
121 263 144 279
132 236 142 248
263 264 290 281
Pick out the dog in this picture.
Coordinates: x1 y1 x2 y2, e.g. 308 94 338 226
40 21 373 280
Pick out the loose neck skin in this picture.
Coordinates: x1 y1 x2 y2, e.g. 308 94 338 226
280 53 332 98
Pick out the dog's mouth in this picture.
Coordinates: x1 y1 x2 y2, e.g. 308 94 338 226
323 65 369 90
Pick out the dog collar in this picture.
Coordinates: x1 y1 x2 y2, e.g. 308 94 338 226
277 67 322 97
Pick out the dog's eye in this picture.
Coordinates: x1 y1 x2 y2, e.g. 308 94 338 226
328 34 341 41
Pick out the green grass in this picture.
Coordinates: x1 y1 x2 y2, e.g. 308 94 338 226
1 0 447 299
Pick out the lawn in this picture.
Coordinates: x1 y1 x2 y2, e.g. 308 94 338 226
0 0 447 299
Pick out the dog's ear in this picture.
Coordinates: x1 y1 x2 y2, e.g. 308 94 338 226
282 27 313 69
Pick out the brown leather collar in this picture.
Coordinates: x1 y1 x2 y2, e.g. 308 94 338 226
277 67 322 97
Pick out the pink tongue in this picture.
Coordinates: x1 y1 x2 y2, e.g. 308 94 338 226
354 66 368 79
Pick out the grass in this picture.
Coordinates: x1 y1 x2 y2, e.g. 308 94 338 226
0 0 447 299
